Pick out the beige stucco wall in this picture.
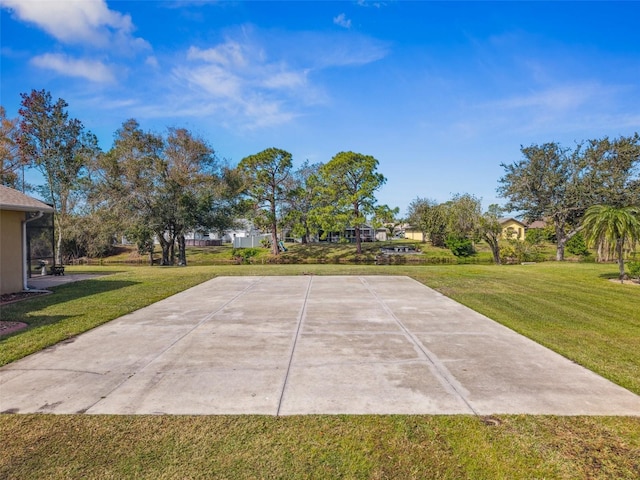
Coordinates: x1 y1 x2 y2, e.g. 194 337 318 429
0 210 25 295
501 219 526 240
403 229 425 242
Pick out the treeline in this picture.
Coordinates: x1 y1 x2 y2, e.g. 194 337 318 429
406 137 640 277
1 90 391 265
2 89 639 276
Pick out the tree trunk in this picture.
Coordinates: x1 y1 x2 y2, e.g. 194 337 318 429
158 234 171 265
617 238 625 282
487 238 501 265
555 221 567 261
177 234 187 266
271 202 279 255
493 248 501 265
271 226 279 255
354 203 362 254
54 215 63 265
169 231 175 265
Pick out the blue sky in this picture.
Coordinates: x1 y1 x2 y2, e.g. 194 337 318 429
2 1 639 216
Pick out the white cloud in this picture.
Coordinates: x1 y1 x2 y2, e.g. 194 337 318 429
333 13 352 29
260 69 308 89
187 43 247 68
145 56 159 68
457 80 639 141
356 0 387 8
299 32 389 68
494 84 601 111
127 28 386 129
174 63 242 98
0 0 148 51
30 53 115 83
241 95 298 128
170 37 315 128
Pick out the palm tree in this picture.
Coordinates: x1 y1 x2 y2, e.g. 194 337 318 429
581 205 640 282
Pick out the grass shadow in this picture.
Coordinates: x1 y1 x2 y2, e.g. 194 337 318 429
0 279 139 366
0 279 139 324
597 272 627 281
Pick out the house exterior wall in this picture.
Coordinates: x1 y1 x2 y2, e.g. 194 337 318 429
501 219 526 240
375 229 388 242
403 229 425 242
1 210 25 295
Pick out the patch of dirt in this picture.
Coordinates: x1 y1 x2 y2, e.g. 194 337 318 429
1 290 54 336
608 279 640 286
0 321 28 336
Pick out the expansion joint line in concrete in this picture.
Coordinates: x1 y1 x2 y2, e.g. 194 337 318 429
276 275 313 416
83 277 264 413
358 277 480 417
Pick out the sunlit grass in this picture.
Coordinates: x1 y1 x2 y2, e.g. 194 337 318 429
1 414 639 479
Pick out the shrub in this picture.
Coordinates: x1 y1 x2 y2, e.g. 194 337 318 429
627 260 640 281
231 247 261 264
445 235 475 257
500 239 545 264
525 228 546 245
566 233 590 257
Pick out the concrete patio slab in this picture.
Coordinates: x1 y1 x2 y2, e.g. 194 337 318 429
1 275 639 416
26 273 105 290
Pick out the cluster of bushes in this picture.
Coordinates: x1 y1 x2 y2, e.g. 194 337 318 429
627 257 640 281
231 248 261 264
499 239 545 264
444 236 475 257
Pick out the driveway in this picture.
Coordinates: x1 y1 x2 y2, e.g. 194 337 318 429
1 276 639 415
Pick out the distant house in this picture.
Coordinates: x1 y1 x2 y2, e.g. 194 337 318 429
499 217 527 240
526 219 547 230
0 185 54 295
182 231 222 247
375 227 389 242
182 220 259 246
402 225 425 242
320 225 376 243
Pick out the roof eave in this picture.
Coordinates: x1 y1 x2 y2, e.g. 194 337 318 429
0 203 54 213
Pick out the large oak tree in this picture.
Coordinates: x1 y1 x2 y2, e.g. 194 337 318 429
498 142 586 261
499 136 640 261
99 120 224 265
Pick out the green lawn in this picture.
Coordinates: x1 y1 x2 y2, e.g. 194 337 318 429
1 262 639 479
1 415 638 479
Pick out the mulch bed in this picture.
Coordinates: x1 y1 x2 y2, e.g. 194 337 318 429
0 321 29 336
0 291 52 336
1 290 50 305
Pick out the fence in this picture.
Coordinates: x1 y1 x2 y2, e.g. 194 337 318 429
185 239 222 247
233 235 271 248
